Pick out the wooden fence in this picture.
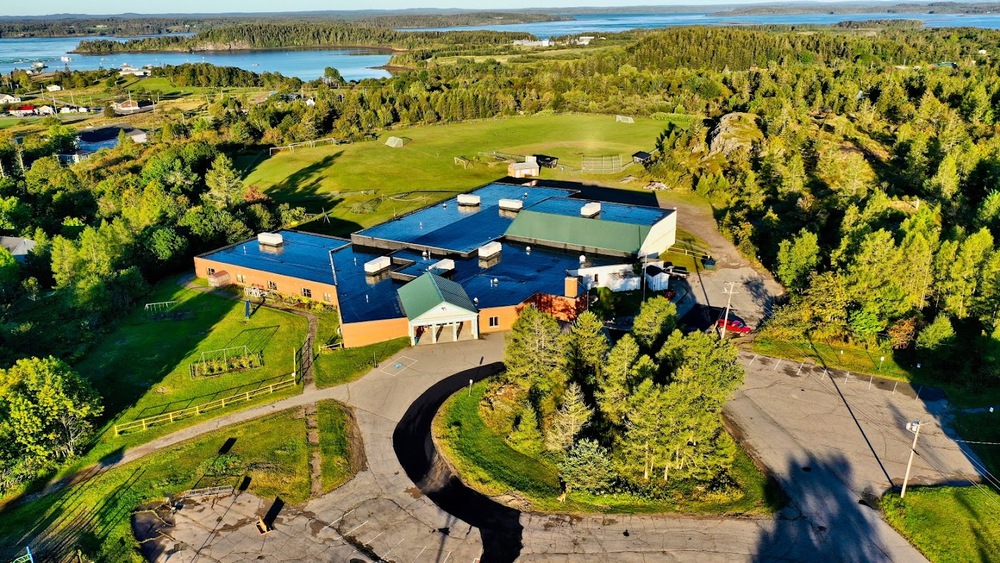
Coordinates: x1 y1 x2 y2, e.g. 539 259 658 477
113 375 298 436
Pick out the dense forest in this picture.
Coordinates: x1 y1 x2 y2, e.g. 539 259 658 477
1 11 564 38
73 23 534 53
6 20 1000 518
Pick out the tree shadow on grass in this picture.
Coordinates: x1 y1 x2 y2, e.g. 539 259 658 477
224 325 280 353
266 152 342 205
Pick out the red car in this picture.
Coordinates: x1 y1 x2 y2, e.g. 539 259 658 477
717 318 753 334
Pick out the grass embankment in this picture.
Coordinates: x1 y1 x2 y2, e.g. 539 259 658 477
61 281 307 475
243 113 688 235
881 410 1000 562
317 400 360 493
434 379 778 515
751 337 1000 407
0 409 311 562
882 487 1000 562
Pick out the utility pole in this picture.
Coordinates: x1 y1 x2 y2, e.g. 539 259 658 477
720 281 737 340
901 420 922 498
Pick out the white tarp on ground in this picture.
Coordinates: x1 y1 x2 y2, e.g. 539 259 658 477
385 136 405 147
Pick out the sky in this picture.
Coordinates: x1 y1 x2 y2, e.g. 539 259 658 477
4 1 788 17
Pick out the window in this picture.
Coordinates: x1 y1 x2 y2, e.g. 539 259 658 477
489 316 499 327
323 293 332 302
302 288 312 298
207 267 216 276
268 281 277 291
236 273 245 284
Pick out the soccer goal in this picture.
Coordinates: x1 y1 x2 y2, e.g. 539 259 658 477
616 115 635 124
581 154 623 174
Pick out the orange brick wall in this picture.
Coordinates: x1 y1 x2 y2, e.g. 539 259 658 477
193 256 340 307
479 305 520 333
527 293 586 322
340 317 410 348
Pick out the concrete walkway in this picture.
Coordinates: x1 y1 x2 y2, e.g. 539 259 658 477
144 339 987 562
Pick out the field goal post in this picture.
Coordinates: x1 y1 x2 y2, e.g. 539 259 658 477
616 115 635 124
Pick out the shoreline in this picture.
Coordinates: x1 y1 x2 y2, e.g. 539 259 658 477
69 44 402 56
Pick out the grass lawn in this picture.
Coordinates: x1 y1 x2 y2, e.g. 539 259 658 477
751 338 911 382
434 379 780 515
953 412 1000 476
316 400 360 493
314 337 410 388
882 487 1000 562
243 113 687 235
0 408 310 562
57 281 308 477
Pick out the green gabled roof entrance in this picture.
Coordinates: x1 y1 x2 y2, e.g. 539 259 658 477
504 210 651 256
397 272 477 321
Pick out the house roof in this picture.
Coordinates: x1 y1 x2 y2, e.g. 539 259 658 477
397 272 477 321
504 209 652 255
0 236 36 261
633 151 652 159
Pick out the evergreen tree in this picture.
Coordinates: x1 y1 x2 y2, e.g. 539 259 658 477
631 296 677 351
204 154 245 208
560 439 615 494
544 383 591 453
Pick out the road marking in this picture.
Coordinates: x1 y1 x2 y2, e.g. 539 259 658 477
381 355 418 376
796 361 805 375
773 359 781 371
413 545 428 561
748 354 758 366
382 538 405 559
364 530 385 544
344 520 369 536
442 551 452 563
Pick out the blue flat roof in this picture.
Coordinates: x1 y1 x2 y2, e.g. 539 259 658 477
199 231 346 285
331 241 617 323
524 197 672 225
355 183 575 254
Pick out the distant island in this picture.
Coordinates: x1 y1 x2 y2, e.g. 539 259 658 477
0 11 569 39
712 1 1000 16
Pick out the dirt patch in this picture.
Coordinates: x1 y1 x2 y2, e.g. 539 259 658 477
343 406 368 474
307 429 320 445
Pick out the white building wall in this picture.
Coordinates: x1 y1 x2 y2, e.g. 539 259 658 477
640 211 677 257
573 264 641 292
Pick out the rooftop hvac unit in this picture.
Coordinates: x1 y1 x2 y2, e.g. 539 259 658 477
580 202 602 218
364 256 392 275
457 194 481 206
430 258 455 273
479 241 502 259
257 232 283 246
498 198 523 212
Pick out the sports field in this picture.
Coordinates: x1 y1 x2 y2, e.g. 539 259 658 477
242 113 688 234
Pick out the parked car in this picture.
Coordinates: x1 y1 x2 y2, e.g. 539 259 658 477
716 318 753 334
666 265 689 278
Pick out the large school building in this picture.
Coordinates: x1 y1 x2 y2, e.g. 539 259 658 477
194 183 677 348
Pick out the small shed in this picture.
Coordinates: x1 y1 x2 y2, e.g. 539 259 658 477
208 270 232 288
385 136 405 148
632 151 653 165
46 84 63 92
508 155 540 178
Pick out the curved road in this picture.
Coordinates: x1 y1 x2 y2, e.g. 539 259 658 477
391 362 523 563
19 334 975 561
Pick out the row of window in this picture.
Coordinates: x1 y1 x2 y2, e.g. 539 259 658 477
207 267 331 302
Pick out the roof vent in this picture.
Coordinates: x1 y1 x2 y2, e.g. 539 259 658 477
457 194 481 207
364 256 392 275
499 198 523 212
257 232 283 246
581 202 601 218
479 241 502 259
430 258 455 273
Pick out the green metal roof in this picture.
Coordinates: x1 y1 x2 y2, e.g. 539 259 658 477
397 272 478 321
504 210 651 255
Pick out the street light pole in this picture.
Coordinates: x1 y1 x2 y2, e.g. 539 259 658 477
901 421 922 498
720 281 737 340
